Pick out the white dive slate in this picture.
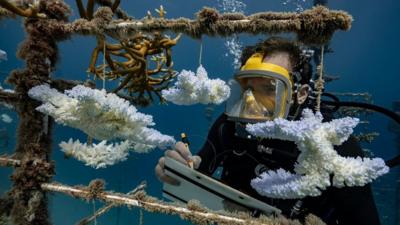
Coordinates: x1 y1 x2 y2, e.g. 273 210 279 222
162 156 281 215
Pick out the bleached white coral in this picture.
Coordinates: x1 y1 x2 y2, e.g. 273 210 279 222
60 138 131 169
0 85 14 94
0 49 7 62
1 113 12 123
161 65 230 105
246 108 389 199
0 83 15 109
28 85 176 151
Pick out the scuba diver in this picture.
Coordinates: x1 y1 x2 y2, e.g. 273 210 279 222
155 37 382 225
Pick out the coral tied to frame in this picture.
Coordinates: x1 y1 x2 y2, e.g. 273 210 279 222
161 65 230 105
28 85 176 168
246 108 389 199
60 139 131 169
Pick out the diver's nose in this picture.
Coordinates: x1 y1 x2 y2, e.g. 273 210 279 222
244 89 256 104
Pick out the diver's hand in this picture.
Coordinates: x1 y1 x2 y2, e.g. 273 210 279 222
155 142 202 186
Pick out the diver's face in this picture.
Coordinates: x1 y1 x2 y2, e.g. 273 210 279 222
240 77 276 112
246 77 275 96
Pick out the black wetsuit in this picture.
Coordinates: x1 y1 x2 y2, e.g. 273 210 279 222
196 113 381 225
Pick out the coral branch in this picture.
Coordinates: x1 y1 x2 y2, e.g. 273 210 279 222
0 5 14 19
75 0 87 19
60 139 132 169
0 89 18 106
0 156 20 167
0 0 46 18
86 32 180 105
86 0 95 20
29 84 176 150
111 0 120 13
247 109 389 199
161 65 230 105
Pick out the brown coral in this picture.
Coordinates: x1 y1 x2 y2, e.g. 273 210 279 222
0 0 46 18
87 32 181 106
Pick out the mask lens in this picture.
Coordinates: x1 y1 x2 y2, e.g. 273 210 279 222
239 88 274 119
238 77 277 115
224 73 290 122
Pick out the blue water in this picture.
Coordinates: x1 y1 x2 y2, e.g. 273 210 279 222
1 0 400 224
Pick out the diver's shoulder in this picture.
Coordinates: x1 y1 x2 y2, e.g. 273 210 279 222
214 113 229 125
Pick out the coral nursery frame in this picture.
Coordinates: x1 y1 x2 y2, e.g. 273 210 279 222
0 1 352 224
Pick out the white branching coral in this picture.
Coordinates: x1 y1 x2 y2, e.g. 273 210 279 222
0 49 7 62
246 108 389 199
161 65 230 105
0 84 15 95
60 138 131 169
28 85 175 163
1 113 12 123
28 84 177 168
28 85 176 151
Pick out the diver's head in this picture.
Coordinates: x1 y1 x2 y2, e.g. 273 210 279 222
225 37 312 123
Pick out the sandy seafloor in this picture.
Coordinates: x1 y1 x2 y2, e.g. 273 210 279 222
0 0 400 224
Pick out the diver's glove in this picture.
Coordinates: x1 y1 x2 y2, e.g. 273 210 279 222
155 141 202 186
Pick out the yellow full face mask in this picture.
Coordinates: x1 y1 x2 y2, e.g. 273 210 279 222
225 53 294 122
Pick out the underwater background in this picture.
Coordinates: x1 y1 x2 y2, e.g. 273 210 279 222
0 0 399 224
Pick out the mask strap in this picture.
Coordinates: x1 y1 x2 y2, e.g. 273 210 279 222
291 71 302 84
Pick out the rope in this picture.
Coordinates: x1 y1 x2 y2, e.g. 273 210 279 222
199 40 203 66
102 38 106 90
139 209 144 225
315 45 325 112
93 199 98 225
